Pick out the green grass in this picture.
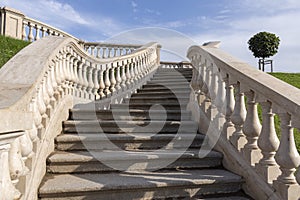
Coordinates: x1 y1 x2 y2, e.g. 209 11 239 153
0 35 29 68
268 73 300 152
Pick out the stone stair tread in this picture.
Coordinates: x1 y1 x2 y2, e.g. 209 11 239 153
64 120 196 125
39 169 242 195
47 149 222 163
56 133 204 142
196 197 250 200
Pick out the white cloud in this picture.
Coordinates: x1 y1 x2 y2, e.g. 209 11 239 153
1 0 90 28
131 1 138 13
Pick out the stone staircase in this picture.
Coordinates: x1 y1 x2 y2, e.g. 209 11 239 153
38 67 249 199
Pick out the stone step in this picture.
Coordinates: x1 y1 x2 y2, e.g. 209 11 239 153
46 149 223 173
69 109 191 121
137 87 191 94
150 77 192 81
110 103 187 111
142 84 190 90
123 96 189 104
154 72 193 77
157 69 192 73
39 169 243 200
63 120 197 133
56 133 204 151
145 81 190 86
131 91 190 97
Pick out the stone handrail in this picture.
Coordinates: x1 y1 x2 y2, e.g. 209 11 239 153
84 42 142 58
187 42 300 200
0 36 161 199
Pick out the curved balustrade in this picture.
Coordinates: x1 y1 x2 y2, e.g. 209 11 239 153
187 42 300 200
84 42 142 58
0 36 160 199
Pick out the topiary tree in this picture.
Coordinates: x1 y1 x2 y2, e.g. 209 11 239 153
248 31 280 71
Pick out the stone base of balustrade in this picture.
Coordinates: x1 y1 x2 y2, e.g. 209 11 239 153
223 125 235 140
229 134 247 152
255 163 280 184
241 147 262 166
273 180 300 200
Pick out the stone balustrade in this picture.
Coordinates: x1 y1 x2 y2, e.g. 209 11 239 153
84 42 142 58
187 42 300 200
0 36 161 199
22 17 79 42
0 6 80 43
160 61 193 69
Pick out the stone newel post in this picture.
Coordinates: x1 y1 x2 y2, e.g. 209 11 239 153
0 7 25 39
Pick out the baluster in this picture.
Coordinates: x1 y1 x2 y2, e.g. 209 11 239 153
41 27 46 38
120 48 124 56
223 75 235 139
113 48 117 57
59 53 66 96
0 137 22 199
54 56 62 100
46 64 55 110
65 53 72 95
136 58 142 80
131 59 138 84
102 47 106 58
34 25 40 40
77 62 84 98
255 101 280 184
28 22 34 42
72 59 79 97
230 82 247 151
126 62 132 87
37 80 47 129
274 113 300 199
9 138 29 186
22 22 27 40
130 62 136 85
104 64 111 97
82 62 89 98
121 61 127 90
98 66 106 99
69 55 76 96
242 90 262 165
87 65 94 99
133 61 139 83
93 65 100 100
32 92 43 138
90 46 95 57
115 63 122 91
110 63 117 94
108 48 112 58
96 47 100 58
52 57 60 101
42 73 51 118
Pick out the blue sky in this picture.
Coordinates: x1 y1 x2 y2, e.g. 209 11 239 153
1 0 300 72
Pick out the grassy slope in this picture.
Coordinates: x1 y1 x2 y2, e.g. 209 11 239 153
0 35 29 68
269 73 300 152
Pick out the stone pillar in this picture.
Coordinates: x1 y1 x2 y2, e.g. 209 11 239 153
0 131 24 200
0 7 25 39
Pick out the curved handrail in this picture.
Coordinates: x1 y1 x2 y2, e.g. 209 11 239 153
0 36 161 199
187 43 300 200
